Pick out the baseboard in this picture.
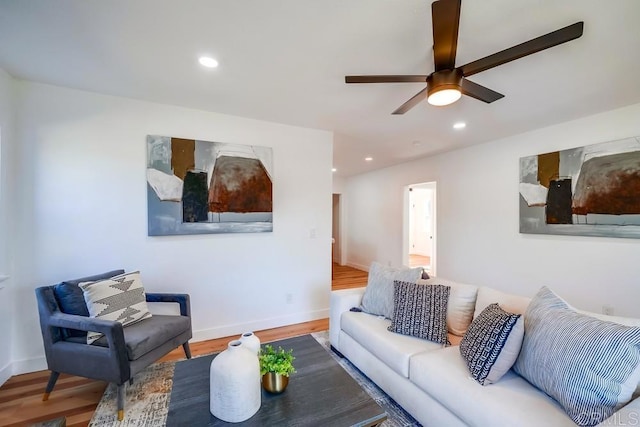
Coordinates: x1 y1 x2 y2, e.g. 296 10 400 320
0 361 12 387
10 356 47 376
192 308 330 343
346 261 370 272
7 310 329 377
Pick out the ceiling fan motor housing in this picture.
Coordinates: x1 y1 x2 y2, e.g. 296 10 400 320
427 69 463 97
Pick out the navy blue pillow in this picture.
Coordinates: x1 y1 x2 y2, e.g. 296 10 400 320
53 269 125 337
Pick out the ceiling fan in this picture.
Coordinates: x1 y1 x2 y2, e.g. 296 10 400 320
345 0 584 114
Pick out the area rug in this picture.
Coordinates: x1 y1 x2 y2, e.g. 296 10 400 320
90 332 421 427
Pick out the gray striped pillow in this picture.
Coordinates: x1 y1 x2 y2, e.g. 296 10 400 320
513 287 640 426
361 262 423 319
387 281 450 344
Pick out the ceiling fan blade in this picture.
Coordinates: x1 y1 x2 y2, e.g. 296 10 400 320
460 79 504 103
460 21 584 77
345 75 428 83
431 0 461 71
392 87 428 115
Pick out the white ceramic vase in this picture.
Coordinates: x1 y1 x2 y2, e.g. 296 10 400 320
210 340 261 422
239 332 261 355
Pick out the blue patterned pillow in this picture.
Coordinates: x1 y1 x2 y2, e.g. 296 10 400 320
459 303 523 385
513 287 640 426
387 281 450 344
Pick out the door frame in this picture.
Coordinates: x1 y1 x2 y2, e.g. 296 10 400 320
403 181 437 276
332 193 342 265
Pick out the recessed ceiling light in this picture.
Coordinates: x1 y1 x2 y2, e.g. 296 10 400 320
198 56 219 68
412 140 422 147
332 168 337 172
365 157 373 162
453 122 466 129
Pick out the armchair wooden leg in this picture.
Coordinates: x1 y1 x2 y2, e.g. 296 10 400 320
183 342 192 359
42 371 60 401
117 383 126 421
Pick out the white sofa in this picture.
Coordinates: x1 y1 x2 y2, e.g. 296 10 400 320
330 280 640 427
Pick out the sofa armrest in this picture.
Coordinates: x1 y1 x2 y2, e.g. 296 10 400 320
46 312 129 382
48 312 126 349
146 293 191 317
597 397 640 426
330 287 366 352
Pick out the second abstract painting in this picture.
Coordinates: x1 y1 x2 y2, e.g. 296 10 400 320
519 136 640 239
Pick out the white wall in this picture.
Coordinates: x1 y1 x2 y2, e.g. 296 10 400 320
345 103 640 317
11 82 333 374
332 175 346 194
0 69 16 385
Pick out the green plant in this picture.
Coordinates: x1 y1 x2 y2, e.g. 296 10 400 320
259 344 296 377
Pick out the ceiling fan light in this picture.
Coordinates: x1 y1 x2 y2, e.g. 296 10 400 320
427 88 462 106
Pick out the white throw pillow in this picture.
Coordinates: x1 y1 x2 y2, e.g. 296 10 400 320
473 286 531 319
80 271 152 344
417 277 478 336
360 262 423 319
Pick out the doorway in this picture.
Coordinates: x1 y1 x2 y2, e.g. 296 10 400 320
405 182 436 275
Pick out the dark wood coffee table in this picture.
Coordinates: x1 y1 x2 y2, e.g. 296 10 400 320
167 334 387 426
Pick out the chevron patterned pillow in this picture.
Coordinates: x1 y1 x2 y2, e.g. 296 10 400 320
459 303 523 385
80 271 152 344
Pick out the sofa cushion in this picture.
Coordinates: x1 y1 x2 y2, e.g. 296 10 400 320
473 286 531 319
417 277 478 336
513 287 640 426
360 262 422 319
92 314 191 360
341 311 442 378
388 281 450 344
53 269 125 338
459 303 524 385
410 346 576 427
80 271 152 344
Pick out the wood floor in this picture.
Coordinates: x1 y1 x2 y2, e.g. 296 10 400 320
331 262 368 290
0 264 368 427
408 254 431 269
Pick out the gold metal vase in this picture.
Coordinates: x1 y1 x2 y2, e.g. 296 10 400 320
261 372 289 394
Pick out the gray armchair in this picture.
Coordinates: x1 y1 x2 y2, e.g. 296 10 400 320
35 270 192 421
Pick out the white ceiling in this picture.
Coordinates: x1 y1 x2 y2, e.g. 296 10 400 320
1 0 639 176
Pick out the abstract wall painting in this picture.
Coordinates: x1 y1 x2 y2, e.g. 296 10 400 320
519 136 640 239
147 135 273 236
